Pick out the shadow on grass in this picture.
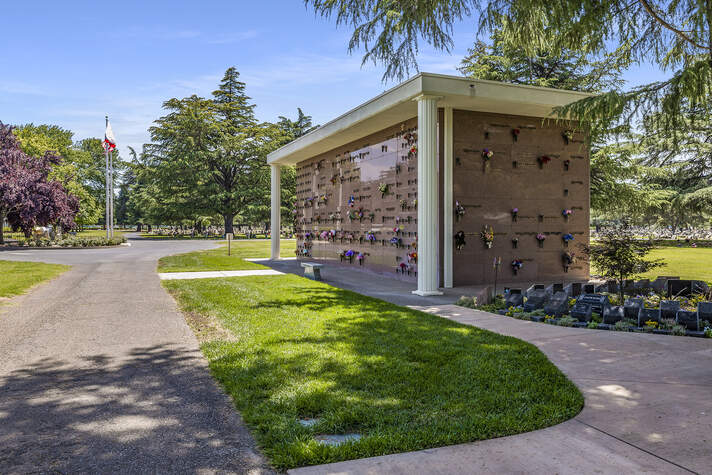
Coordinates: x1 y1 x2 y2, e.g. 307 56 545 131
0 345 274 474
171 276 583 469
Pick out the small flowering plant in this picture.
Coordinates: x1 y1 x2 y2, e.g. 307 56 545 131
562 251 575 271
562 233 574 246
378 183 390 197
455 201 466 221
511 237 519 248
562 209 573 220
512 128 520 141
398 261 408 273
454 231 466 250
366 232 376 242
344 249 355 262
348 195 355 207
400 198 408 210
480 225 494 248
390 236 401 247
511 258 523 274
357 252 365 265
562 129 574 144
408 145 418 159
320 231 329 240
563 159 570 171
482 148 494 161
408 251 417 263
537 155 551 168
511 207 519 221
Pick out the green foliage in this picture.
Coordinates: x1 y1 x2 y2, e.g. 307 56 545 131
614 318 637 331
16 235 126 248
557 316 577 327
156 239 296 272
586 225 664 302
165 272 582 469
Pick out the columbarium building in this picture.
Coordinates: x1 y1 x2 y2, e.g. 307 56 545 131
267 73 591 296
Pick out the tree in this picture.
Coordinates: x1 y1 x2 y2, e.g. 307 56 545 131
307 0 712 131
14 124 102 229
586 224 664 304
145 68 285 234
0 123 78 242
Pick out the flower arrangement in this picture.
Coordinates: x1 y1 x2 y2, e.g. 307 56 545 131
562 251 575 271
455 201 466 221
562 209 573 220
304 197 314 207
400 199 408 210
367 232 376 243
408 145 418 159
344 249 355 263
511 258 523 274
563 159 570 171
454 231 466 250
320 231 329 240
357 208 364 221
318 194 328 204
348 210 357 221
398 262 408 274
537 155 551 168
357 252 365 265
390 236 402 247
393 226 402 235
562 233 574 247
482 148 494 161
304 232 312 241
412 199 417 208
348 195 355 207
403 131 417 145
512 128 520 141
369 212 375 221
512 237 519 249
330 174 338 185
562 129 574 144
378 183 390 197
536 233 546 248
480 225 494 249
511 207 519 222
407 251 417 263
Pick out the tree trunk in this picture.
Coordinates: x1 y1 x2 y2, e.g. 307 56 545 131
224 214 234 235
619 278 625 307
0 207 5 244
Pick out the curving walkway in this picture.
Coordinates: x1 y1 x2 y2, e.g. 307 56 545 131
0 235 275 474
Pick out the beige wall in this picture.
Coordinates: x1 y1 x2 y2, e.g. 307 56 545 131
451 110 590 285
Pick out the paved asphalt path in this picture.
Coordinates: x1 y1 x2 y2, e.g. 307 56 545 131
0 235 275 474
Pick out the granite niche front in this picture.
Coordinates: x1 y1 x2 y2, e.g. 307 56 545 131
294 110 590 286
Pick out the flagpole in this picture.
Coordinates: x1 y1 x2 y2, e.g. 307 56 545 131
105 116 110 239
109 148 114 238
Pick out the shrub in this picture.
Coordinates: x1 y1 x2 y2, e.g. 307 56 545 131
591 312 602 323
614 318 636 331
671 325 686 336
659 318 676 330
587 321 598 329
455 296 477 308
704 327 712 338
557 316 577 327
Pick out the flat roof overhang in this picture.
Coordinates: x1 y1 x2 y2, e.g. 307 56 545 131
267 72 593 166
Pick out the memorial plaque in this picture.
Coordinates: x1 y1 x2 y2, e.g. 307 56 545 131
650 278 668 294
524 290 549 312
698 302 712 323
634 279 650 291
526 284 546 298
624 298 644 320
505 289 524 308
667 279 705 297
583 284 595 294
660 300 680 321
576 294 610 315
543 291 569 317
570 302 593 322
565 282 583 297
603 305 624 324
605 280 619 293
675 310 699 331
638 307 661 326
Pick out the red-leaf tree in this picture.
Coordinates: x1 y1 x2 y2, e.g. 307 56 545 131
0 122 78 242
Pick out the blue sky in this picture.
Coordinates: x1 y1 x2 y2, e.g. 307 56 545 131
1 1 667 158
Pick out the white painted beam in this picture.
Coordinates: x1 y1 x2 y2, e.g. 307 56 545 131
443 106 453 288
270 164 281 260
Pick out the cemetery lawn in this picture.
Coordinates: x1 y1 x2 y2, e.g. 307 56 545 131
591 246 712 282
165 273 583 469
157 239 295 272
0 260 69 298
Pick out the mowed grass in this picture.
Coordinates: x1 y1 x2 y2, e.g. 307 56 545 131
591 246 712 282
165 273 583 469
157 239 295 272
0 260 69 298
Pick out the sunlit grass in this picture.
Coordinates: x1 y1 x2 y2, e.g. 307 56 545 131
591 246 712 282
157 239 295 272
0 260 69 298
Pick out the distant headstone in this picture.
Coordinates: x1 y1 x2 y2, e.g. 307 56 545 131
553 283 564 293
566 282 583 297
576 294 610 315
603 305 625 324
524 290 549 312
624 298 644 320
583 284 595 294
638 307 661 326
570 302 593 322
675 310 699 331
505 289 524 308
660 300 680 321
606 280 619 293
623 279 636 294
543 291 569 317
634 279 650 291
698 302 712 323
526 284 546 298
650 278 668 293
668 280 709 297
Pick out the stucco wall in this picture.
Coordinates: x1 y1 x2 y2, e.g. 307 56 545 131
451 110 590 285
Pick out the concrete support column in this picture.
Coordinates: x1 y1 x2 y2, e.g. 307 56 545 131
270 164 281 260
413 95 443 296
443 107 454 288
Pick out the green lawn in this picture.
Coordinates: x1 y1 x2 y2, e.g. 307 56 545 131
157 239 295 272
591 246 712 282
0 260 69 298
163 248 583 470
